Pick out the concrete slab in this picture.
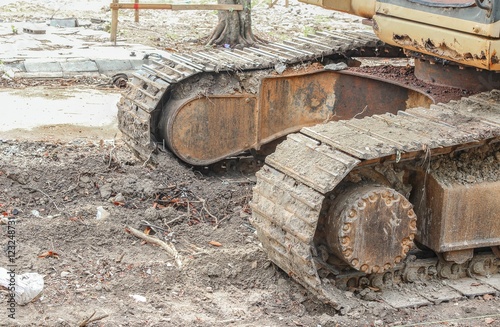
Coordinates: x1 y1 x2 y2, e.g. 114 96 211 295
0 87 120 131
0 87 120 141
0 22 170 76
418 284 462 304
60 60 99 73
50 18 78 28
447 278 498 298
94 59 133 72
380 290 431 308
475 275 500 293
24 61 63 73
23 23 46 34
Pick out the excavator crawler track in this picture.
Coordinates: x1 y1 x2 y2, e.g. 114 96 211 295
117 29 400 162
117 26 500 311
250 91 500 310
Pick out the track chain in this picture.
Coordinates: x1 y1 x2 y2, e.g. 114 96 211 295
117 29 400 162
250 91 500 310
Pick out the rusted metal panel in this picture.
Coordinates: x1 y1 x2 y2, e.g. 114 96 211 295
373 14 500 70
415 174 500 253
376 2 500 38
163 70 433 166
414 59 500 92
258 70 433 147
166 96 258 166
257 72 337 145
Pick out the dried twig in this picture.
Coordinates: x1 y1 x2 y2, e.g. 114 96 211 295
115 252 125 263
165 214 187 226
79 311 109 327
126 226 182 268
141 220 168 233
353 105 368 119
142 149 155 167
200 198 218 224
213 215 230 230
27 187 63 211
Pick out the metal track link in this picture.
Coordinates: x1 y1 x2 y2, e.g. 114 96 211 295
250 91 500 310
117 29 400 162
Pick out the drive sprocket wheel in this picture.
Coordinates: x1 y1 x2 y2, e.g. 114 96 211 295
325 184 417 274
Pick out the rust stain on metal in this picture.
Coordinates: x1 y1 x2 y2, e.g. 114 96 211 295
414 59 500 92
414 174 500 255
167 95 258 166
491 50 499 64
392 35 488 64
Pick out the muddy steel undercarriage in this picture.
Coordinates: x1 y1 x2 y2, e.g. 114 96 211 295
117 27 500 310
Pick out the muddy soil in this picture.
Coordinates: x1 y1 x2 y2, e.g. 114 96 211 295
1 1 500 327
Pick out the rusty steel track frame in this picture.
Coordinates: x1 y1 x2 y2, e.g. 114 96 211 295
117 29 401 164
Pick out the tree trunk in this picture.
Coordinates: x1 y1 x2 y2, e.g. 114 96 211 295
207 0 262 47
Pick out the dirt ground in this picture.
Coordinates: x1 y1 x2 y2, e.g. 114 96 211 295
1 1 500 327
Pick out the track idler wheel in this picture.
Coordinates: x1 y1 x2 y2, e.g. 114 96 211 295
325 185 417 274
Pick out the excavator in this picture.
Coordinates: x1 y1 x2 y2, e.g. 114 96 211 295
117 0 500 310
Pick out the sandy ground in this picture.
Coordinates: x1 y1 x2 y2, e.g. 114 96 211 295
0 1 500 327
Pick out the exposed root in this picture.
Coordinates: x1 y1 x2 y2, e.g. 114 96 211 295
125 226 183 268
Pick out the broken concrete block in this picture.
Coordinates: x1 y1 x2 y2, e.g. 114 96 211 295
22 23 46 34
50 18 78 28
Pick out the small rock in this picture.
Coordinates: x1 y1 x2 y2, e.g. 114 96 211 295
80 176 91 183
113 193 125 203
206 263 220 277
324 62 348 71
144 207 161 220
463 306 477 313
339 305 351 316
359 288 377 301
96 206 110 220
292 292 307 303
373 319 384 326
275 63 287 74
318 313 335 326
31 210 41 217
466 175 476 183
483 294 495 301
206 286 213 293
60 271 70 278
99 183 113 199
130 294 147 302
